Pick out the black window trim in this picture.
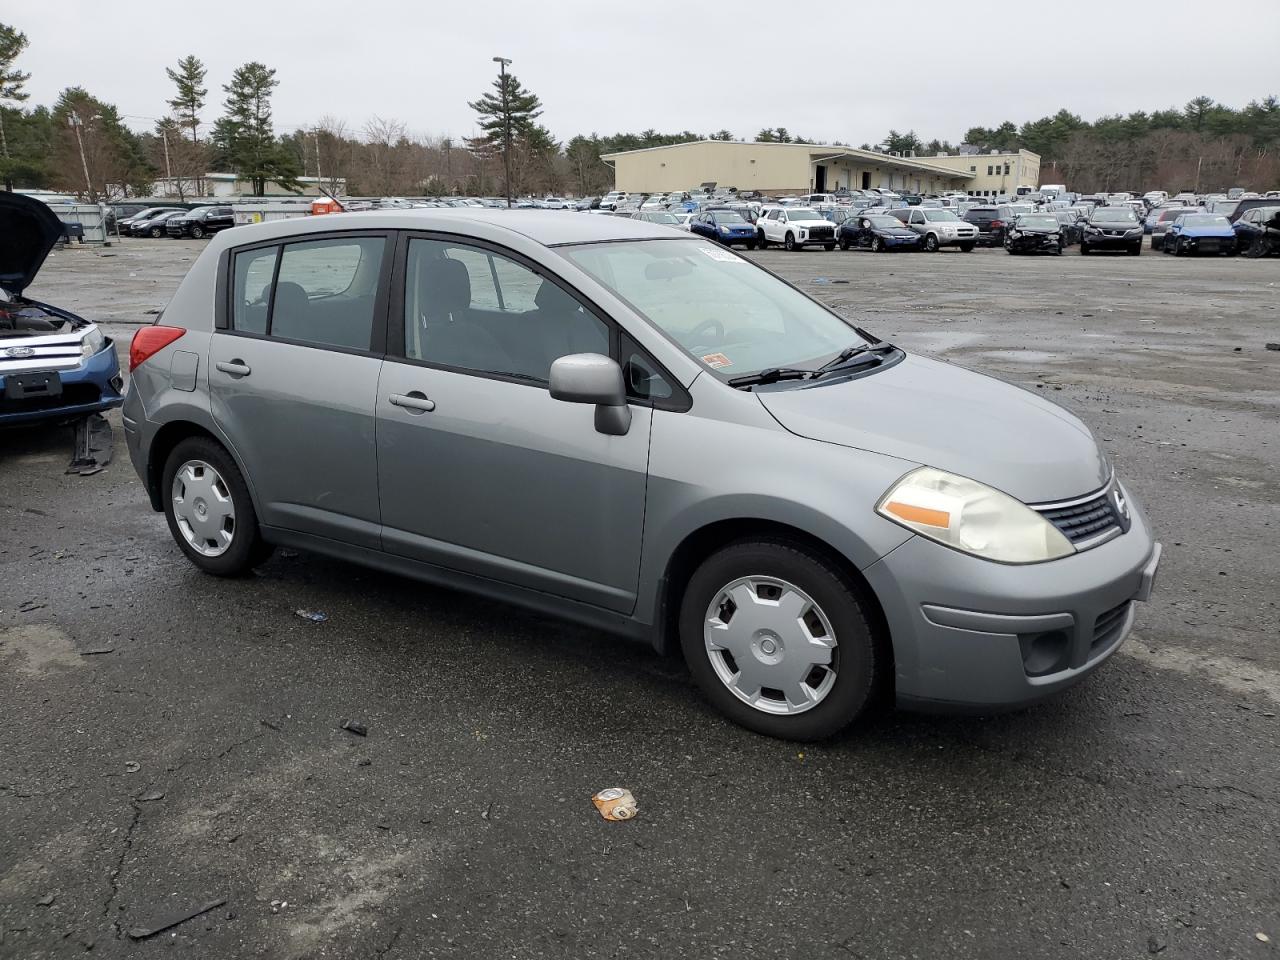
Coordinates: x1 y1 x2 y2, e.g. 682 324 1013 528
217 229 395 359
386 229 692 413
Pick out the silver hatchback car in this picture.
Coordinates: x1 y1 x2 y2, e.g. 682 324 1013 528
123 210 1160 740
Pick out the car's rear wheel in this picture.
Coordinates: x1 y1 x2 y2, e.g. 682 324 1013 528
163 437 272 576
679 539 880 741
190 225 205 239
923 234 939 252
784 232 796 251
871 237 883 253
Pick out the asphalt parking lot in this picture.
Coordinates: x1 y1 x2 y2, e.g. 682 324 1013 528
2 237 1278 959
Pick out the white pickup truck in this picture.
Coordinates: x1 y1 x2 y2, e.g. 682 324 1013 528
756 206 838 251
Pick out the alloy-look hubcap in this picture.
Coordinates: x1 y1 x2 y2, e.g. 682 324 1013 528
704 576 838 715
171 460 236 557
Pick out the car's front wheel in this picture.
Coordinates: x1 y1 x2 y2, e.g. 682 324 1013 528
190 225 205 239
679 539 880 741
871 236 884 253
839 237 851 250
784 232 797 251
923 233 939 252
162 437 273 576
149 227 162 238
757 230 768 249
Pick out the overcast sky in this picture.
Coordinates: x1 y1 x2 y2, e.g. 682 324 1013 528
14 0 1280 146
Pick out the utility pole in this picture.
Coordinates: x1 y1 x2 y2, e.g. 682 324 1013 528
493 56 512 208
311 129 322 193
68 112 94 199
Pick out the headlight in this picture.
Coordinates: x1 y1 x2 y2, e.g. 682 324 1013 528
1126 227 1143 236
80 326 105 358
798 229 807 238
877 466 1075 563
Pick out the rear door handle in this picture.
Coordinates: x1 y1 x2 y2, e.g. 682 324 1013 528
215 359 251 377
388 392 436 413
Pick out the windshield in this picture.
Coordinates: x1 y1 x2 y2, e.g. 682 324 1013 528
712 211 747 224
561 239 867 378
1018 216 1059 229
866 216 901 229
1092 209 1138 223
786 208 826 221
921 210 960 222
1182 215 1229 227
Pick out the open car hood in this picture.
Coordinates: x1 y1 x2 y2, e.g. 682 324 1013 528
754 354 1111 503
0 193 64 296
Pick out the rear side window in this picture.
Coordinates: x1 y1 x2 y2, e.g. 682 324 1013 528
271 237 386 350
232 247 278 335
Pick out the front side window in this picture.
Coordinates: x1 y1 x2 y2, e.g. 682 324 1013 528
231 246 278 335
270 237 385 350
561 238 868 380
403 238 608 381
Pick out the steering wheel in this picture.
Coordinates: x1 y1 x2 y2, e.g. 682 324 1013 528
687 318 724 345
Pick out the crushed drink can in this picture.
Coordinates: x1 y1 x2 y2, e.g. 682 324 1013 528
592 787 637 821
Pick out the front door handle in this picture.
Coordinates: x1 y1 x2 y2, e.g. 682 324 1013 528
388 392 436 414
215 359 251 377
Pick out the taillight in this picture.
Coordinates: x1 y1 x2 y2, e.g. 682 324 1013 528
129 325 186 372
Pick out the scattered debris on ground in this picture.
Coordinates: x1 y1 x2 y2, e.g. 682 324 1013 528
127 898 227 940
341 719 368 737
294 609 328 623
66 414 113 476
592 787 637 821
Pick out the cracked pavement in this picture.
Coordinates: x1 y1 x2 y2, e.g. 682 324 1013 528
1 239 1278 958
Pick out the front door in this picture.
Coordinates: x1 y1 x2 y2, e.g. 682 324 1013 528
375 235 651 613
209 233 391 548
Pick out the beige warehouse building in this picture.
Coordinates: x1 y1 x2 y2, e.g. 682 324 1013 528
923 150 1041 198
603 140 977 196
602 140 1043 198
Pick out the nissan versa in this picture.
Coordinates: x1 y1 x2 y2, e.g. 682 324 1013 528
123 210 1161 740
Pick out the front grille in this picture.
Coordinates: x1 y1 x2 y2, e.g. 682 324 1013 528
1035 489 1122 546
1091 600 1132 654
807 226 834 239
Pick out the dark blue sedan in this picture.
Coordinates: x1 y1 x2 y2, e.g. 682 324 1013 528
1 193 124 426
838 214 922 252
689 209 758 249
1163 214 1237 256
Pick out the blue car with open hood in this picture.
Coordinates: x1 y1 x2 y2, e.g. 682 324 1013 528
0 193 124 425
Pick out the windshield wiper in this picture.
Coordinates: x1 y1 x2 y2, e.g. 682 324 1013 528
812 340 897 377
727 367 813 388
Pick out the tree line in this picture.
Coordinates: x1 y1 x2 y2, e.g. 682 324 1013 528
1 19 1276 199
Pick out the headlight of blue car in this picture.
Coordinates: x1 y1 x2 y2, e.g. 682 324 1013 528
80 326 105 358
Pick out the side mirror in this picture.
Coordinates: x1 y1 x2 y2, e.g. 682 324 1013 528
549 353 632 436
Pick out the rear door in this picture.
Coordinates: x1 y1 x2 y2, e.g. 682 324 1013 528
375 233 652 613
209 231 393 548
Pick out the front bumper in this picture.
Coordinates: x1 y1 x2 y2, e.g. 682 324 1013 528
1085 231 1142 250
1006 234 1061 252
0 344 124 425
864 485 1159 711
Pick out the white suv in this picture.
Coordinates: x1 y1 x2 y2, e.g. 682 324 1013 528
757 207 837 251
888 207 978 252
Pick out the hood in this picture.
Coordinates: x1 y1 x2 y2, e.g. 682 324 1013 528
755 354 1110 503
1184 225 1235 238
881 226 917 236
0 193 64 296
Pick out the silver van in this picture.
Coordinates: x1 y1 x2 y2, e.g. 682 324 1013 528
123 211 1160 740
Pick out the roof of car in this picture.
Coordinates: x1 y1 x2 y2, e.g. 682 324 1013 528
209 208 677 249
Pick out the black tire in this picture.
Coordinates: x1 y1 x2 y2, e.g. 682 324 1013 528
871 236 884 253
1174 238 1185 256
190 225 205 239
162 436 273 576
746 241 757 251
959 241 975 252
823 243 835 252
1245 239 1267 258
757 230 768 250
149 226 162 238
1129 243 1142 256
679 539 881 741
839 238 851 251
1080 243 1090 255
784 232 797 252
1054 243 1063 255
923 233 939 252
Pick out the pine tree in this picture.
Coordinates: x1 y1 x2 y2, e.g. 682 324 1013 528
467 71 542 201
165 55 207 143
216 62 300 196
0 21 31 189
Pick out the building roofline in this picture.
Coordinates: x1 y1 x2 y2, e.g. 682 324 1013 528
600 138 978 179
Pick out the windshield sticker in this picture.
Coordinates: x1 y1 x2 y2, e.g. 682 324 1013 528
696 246 743 263
701 353 733 368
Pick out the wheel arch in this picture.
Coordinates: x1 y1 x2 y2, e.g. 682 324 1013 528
653 518 893 677
145 419 258 515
